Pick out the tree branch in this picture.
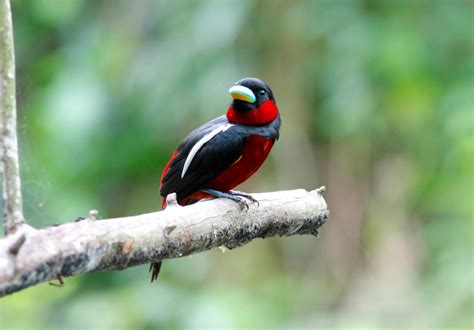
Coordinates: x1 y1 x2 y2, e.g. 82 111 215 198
0 0 25 235
0 188 329 297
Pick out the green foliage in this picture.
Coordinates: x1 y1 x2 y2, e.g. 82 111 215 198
1 0 473 328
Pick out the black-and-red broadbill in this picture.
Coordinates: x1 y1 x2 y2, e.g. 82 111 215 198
150 77 281 281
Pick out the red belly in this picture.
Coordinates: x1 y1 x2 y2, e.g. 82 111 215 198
185 135 275 202
208 135 275 190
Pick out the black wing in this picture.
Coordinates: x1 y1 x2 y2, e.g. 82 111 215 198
160 115 245 200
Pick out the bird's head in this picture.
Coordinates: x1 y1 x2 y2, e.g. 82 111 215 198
226 78 279 125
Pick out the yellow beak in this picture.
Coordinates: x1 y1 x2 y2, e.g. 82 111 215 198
229 85 256 103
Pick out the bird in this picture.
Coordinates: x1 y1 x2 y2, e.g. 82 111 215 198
150 77 281 282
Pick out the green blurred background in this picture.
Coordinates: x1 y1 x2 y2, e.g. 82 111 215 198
1 0 473 329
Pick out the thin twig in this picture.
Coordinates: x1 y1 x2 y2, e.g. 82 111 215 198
0 0 25 235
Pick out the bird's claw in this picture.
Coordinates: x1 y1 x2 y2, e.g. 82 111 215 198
234 196 250 210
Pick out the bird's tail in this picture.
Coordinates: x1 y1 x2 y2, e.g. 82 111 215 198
149 262 162 282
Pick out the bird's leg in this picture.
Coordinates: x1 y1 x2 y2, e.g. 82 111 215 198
201 188 252 210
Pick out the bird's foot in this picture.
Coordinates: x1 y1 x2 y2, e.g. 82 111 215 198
201 189 257 210
229 190 259 207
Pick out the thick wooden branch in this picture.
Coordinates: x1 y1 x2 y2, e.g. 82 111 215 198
0 0 25 235
0 188 329 297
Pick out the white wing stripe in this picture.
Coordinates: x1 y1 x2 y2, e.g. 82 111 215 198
181 123 233 178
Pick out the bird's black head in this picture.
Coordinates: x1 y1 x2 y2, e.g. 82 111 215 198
226 77 279 125
229 77 275 113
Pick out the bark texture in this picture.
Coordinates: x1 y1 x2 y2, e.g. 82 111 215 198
0 188 329 297
0 0 25 235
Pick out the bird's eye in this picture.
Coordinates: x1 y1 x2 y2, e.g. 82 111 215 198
258 90 266 96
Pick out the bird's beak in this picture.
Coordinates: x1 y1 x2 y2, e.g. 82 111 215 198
229 85 256 103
